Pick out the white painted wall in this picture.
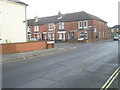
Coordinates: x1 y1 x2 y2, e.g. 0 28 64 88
0 0 27 43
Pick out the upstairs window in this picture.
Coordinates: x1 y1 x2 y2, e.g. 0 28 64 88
78 21 82 28
59 22 64 30
116 28 119 32
48 23 54 31
34 25 39 32
83 21 88 28
111 29 114 32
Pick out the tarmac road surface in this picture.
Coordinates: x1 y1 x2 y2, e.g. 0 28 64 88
2 41 118 88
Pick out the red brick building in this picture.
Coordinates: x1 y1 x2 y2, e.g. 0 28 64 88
111 25 120 37
27 11 110 42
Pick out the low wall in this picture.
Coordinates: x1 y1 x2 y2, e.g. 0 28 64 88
0 41 48 55
47 44 54 49
47 41 54 49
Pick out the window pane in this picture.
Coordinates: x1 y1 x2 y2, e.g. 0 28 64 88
59 22 64 30
37 26 39 31
68 33 70 39
78 21 82 28
80 22 82 27
84 21 87 28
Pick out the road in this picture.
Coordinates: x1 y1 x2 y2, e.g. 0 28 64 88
2 41 118 88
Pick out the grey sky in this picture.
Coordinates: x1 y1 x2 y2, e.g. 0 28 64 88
21 0 119 27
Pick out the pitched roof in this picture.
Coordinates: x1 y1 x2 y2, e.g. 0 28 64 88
27 11 107 26
112 25 120 28
7 0 28 6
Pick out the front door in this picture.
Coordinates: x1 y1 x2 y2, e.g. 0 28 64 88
71 32 74 39
63 33 65 41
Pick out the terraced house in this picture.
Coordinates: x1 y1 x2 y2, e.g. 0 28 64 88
111 25 120 35
27 11 110 42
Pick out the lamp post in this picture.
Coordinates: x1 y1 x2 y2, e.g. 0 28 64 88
89 26 93 41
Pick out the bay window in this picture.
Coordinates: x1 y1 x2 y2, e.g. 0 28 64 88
80 32 84 39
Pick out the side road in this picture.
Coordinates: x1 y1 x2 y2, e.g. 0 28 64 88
1 39 113 64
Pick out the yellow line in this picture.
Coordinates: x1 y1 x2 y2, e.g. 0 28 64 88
105 72 119 89
100 67 120 90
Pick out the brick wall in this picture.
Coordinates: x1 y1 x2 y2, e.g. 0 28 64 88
47 44 54 49
0 41 49 55
92 20 109 41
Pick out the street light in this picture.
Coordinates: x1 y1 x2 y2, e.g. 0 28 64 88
89 26 94 41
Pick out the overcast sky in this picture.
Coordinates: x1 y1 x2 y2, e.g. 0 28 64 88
21 0 119 27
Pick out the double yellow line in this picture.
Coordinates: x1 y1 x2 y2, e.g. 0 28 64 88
100 67 120 90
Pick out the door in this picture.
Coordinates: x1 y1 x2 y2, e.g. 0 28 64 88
71 32 74 39
63 33 66 40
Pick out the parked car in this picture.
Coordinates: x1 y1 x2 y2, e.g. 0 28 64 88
113 35 120 40
29 38 37 41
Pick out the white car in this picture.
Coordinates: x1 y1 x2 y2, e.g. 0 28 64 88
113 35 120 40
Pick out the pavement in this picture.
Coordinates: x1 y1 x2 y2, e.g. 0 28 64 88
1 44 76 64
1 39 113 64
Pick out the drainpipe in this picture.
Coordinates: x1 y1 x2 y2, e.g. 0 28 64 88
91 20 94 41
25 6 28 42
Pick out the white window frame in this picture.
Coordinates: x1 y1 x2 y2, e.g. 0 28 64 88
48 33 53 40
52 34 54 40
34 25 39 32
78 21 82 28
83 21 88 28
111 29 114 32
27 34 31 40
59 33 62 40
117 28 119 32
48 23 54 31
59 22 64 30
63 33 65 40
27 26 30 32
84 32 88 39
43 33 46 40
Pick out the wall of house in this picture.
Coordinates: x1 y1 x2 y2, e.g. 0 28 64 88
0 41 48 55
28 19 110 42
92 20 109 41
64 21 78 40
30 24 49 40
0 0 27 43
